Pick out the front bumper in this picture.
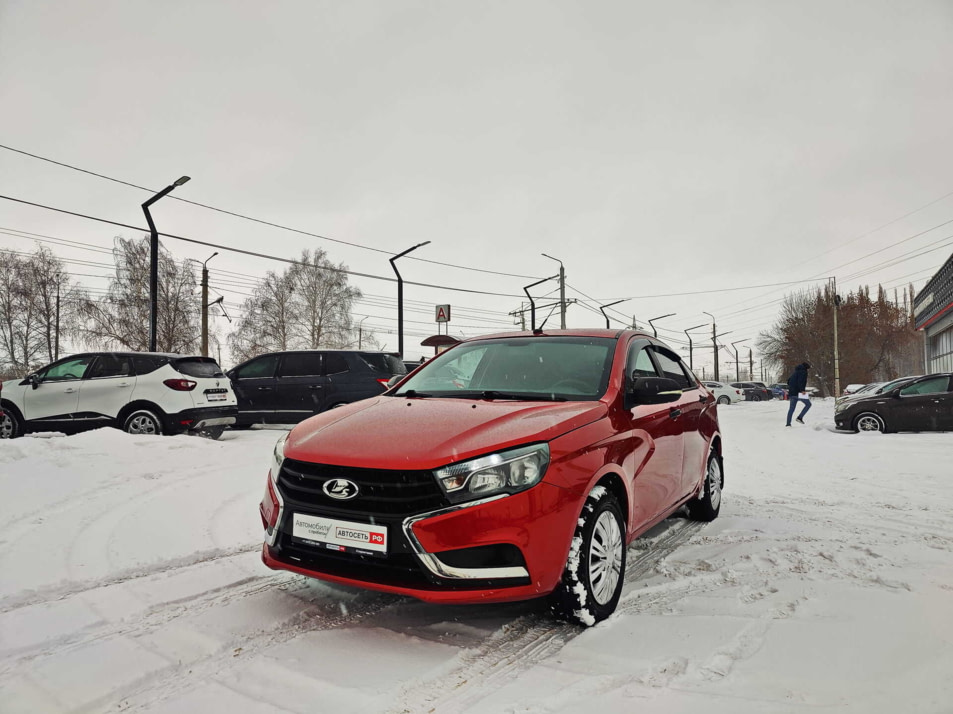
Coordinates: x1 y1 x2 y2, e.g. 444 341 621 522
262 480 580 604
166 406 237 433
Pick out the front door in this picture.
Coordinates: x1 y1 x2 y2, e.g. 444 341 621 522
77 354 136 423
894 376 953 431
230 354 280 423
620 342 684 533
23 355 95 424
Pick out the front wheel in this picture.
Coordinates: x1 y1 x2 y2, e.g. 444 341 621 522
688 451 722 522
549 487 626 627
717 395 730 405
854 412 885 433
1 409 23 439
123 409 163 435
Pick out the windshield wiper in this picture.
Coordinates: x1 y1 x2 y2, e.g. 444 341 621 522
442 390 567 402
394 389 433 398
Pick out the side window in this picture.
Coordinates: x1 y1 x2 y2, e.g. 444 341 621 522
278 353 322 377
900 376 950 396
87 355 132 379
133 356 163 375
236 355 279 379
41 356 93 382
651 348 693 389
324 353 349 375
626 344 659 379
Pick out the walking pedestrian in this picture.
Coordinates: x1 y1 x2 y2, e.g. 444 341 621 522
785 362 812 426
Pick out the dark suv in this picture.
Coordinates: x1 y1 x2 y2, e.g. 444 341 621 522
228 350 406 427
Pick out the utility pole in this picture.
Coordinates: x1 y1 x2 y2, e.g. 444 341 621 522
143 175 190 352
389 241 431 358
54 284 60 361
200 252 218 357
684 323 706 371
541 254 566 328
833 276 841 397
703 311 718 381
748 348 754 382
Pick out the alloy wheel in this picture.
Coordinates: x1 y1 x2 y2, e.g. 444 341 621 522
127 414 159 435
708 456 723 510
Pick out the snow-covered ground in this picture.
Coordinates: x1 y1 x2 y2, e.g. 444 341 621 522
2 400 952 713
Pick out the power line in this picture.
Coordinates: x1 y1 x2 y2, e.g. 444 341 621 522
0 143 544 280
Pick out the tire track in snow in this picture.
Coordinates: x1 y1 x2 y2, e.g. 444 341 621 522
386 519 708 714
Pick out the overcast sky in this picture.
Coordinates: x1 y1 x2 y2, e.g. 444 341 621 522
2 0 952 372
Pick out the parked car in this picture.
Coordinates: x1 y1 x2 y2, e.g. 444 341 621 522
702 380 744 404
768 383 788 399
0 379 9 439
0 352 236 439
835 377 918 406
835 381 885 404
729 382 773 401
258 329 724 626
834 373 953 433
228 350 407 427
842 383 867 396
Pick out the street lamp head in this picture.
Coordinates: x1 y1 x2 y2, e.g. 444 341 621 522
541 253 563 267
173 176 191 187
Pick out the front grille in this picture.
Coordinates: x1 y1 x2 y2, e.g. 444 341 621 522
277 459 448 517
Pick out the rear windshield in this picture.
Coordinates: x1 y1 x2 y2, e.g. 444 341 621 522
172 358 225 378
358 353 407 375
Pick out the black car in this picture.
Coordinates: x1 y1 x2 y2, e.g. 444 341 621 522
729 382 773 401
228 350 406 427
834 373 953 433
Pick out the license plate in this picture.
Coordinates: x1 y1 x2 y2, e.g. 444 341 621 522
292 513 388 557
206 392 227 401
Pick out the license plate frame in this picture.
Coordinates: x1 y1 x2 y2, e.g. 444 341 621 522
291 513 388 558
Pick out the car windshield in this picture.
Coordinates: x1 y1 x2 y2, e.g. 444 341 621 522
874 377 915 394
391 336 616 401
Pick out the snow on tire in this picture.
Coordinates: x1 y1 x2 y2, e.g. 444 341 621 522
549 485 626 627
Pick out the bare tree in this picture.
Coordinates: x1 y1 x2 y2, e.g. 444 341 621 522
227 250 362 364
79 236 200 353
0 248 84 375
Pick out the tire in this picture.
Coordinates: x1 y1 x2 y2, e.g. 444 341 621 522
751 394 762 402
717 395 730 405
549 486 626 627
1 408 23 439
853 412 885 433
123 409 163 436
688 451 722 522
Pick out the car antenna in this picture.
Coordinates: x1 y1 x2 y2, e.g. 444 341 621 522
534 316 550 334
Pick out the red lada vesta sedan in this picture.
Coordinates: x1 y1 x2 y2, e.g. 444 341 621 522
259 329 723 625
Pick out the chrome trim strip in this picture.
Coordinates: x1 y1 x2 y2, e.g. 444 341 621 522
402 496 530 580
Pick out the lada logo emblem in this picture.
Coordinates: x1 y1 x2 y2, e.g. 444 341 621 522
323 478 359 500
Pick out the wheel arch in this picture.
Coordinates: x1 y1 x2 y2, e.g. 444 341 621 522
118 400 168 428
0 398 24 422
591 470 629 528
708 433 724 489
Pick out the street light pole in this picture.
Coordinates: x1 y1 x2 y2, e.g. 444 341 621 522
684 323 707 371
731 339 749 382
389 241 430 359
358 316 368 349
200 251 218 357
541 253 566 329
598 299 627 329
143 175 190 352
648 313 676 338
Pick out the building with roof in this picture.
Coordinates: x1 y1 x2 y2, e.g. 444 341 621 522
914 251 953 373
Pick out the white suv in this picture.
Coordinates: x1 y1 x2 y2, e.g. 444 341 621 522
0 352 237 439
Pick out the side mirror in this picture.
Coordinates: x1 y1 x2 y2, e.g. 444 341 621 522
629 376 682 405
29 374 41 389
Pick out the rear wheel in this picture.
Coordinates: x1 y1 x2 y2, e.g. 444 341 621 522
854 412 885 433
549 486 626 627
688 451 722 522
717 395 730 405
123 409 163 436
751 394 762 402
1 408 23 439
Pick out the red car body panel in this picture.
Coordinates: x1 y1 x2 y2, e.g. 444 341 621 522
261 329 721 605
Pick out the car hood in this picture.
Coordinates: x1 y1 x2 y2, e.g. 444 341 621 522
283 395 608 470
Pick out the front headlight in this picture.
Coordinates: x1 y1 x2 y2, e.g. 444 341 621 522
434 444 550 503
271 433 289 480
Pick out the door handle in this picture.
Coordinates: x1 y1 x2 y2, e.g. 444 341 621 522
117 382 130 388
308 386 323 390
257 387 273 391
64 388 76 394
669 407 682 419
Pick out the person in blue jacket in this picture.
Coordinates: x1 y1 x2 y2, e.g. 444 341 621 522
785 362 812 426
